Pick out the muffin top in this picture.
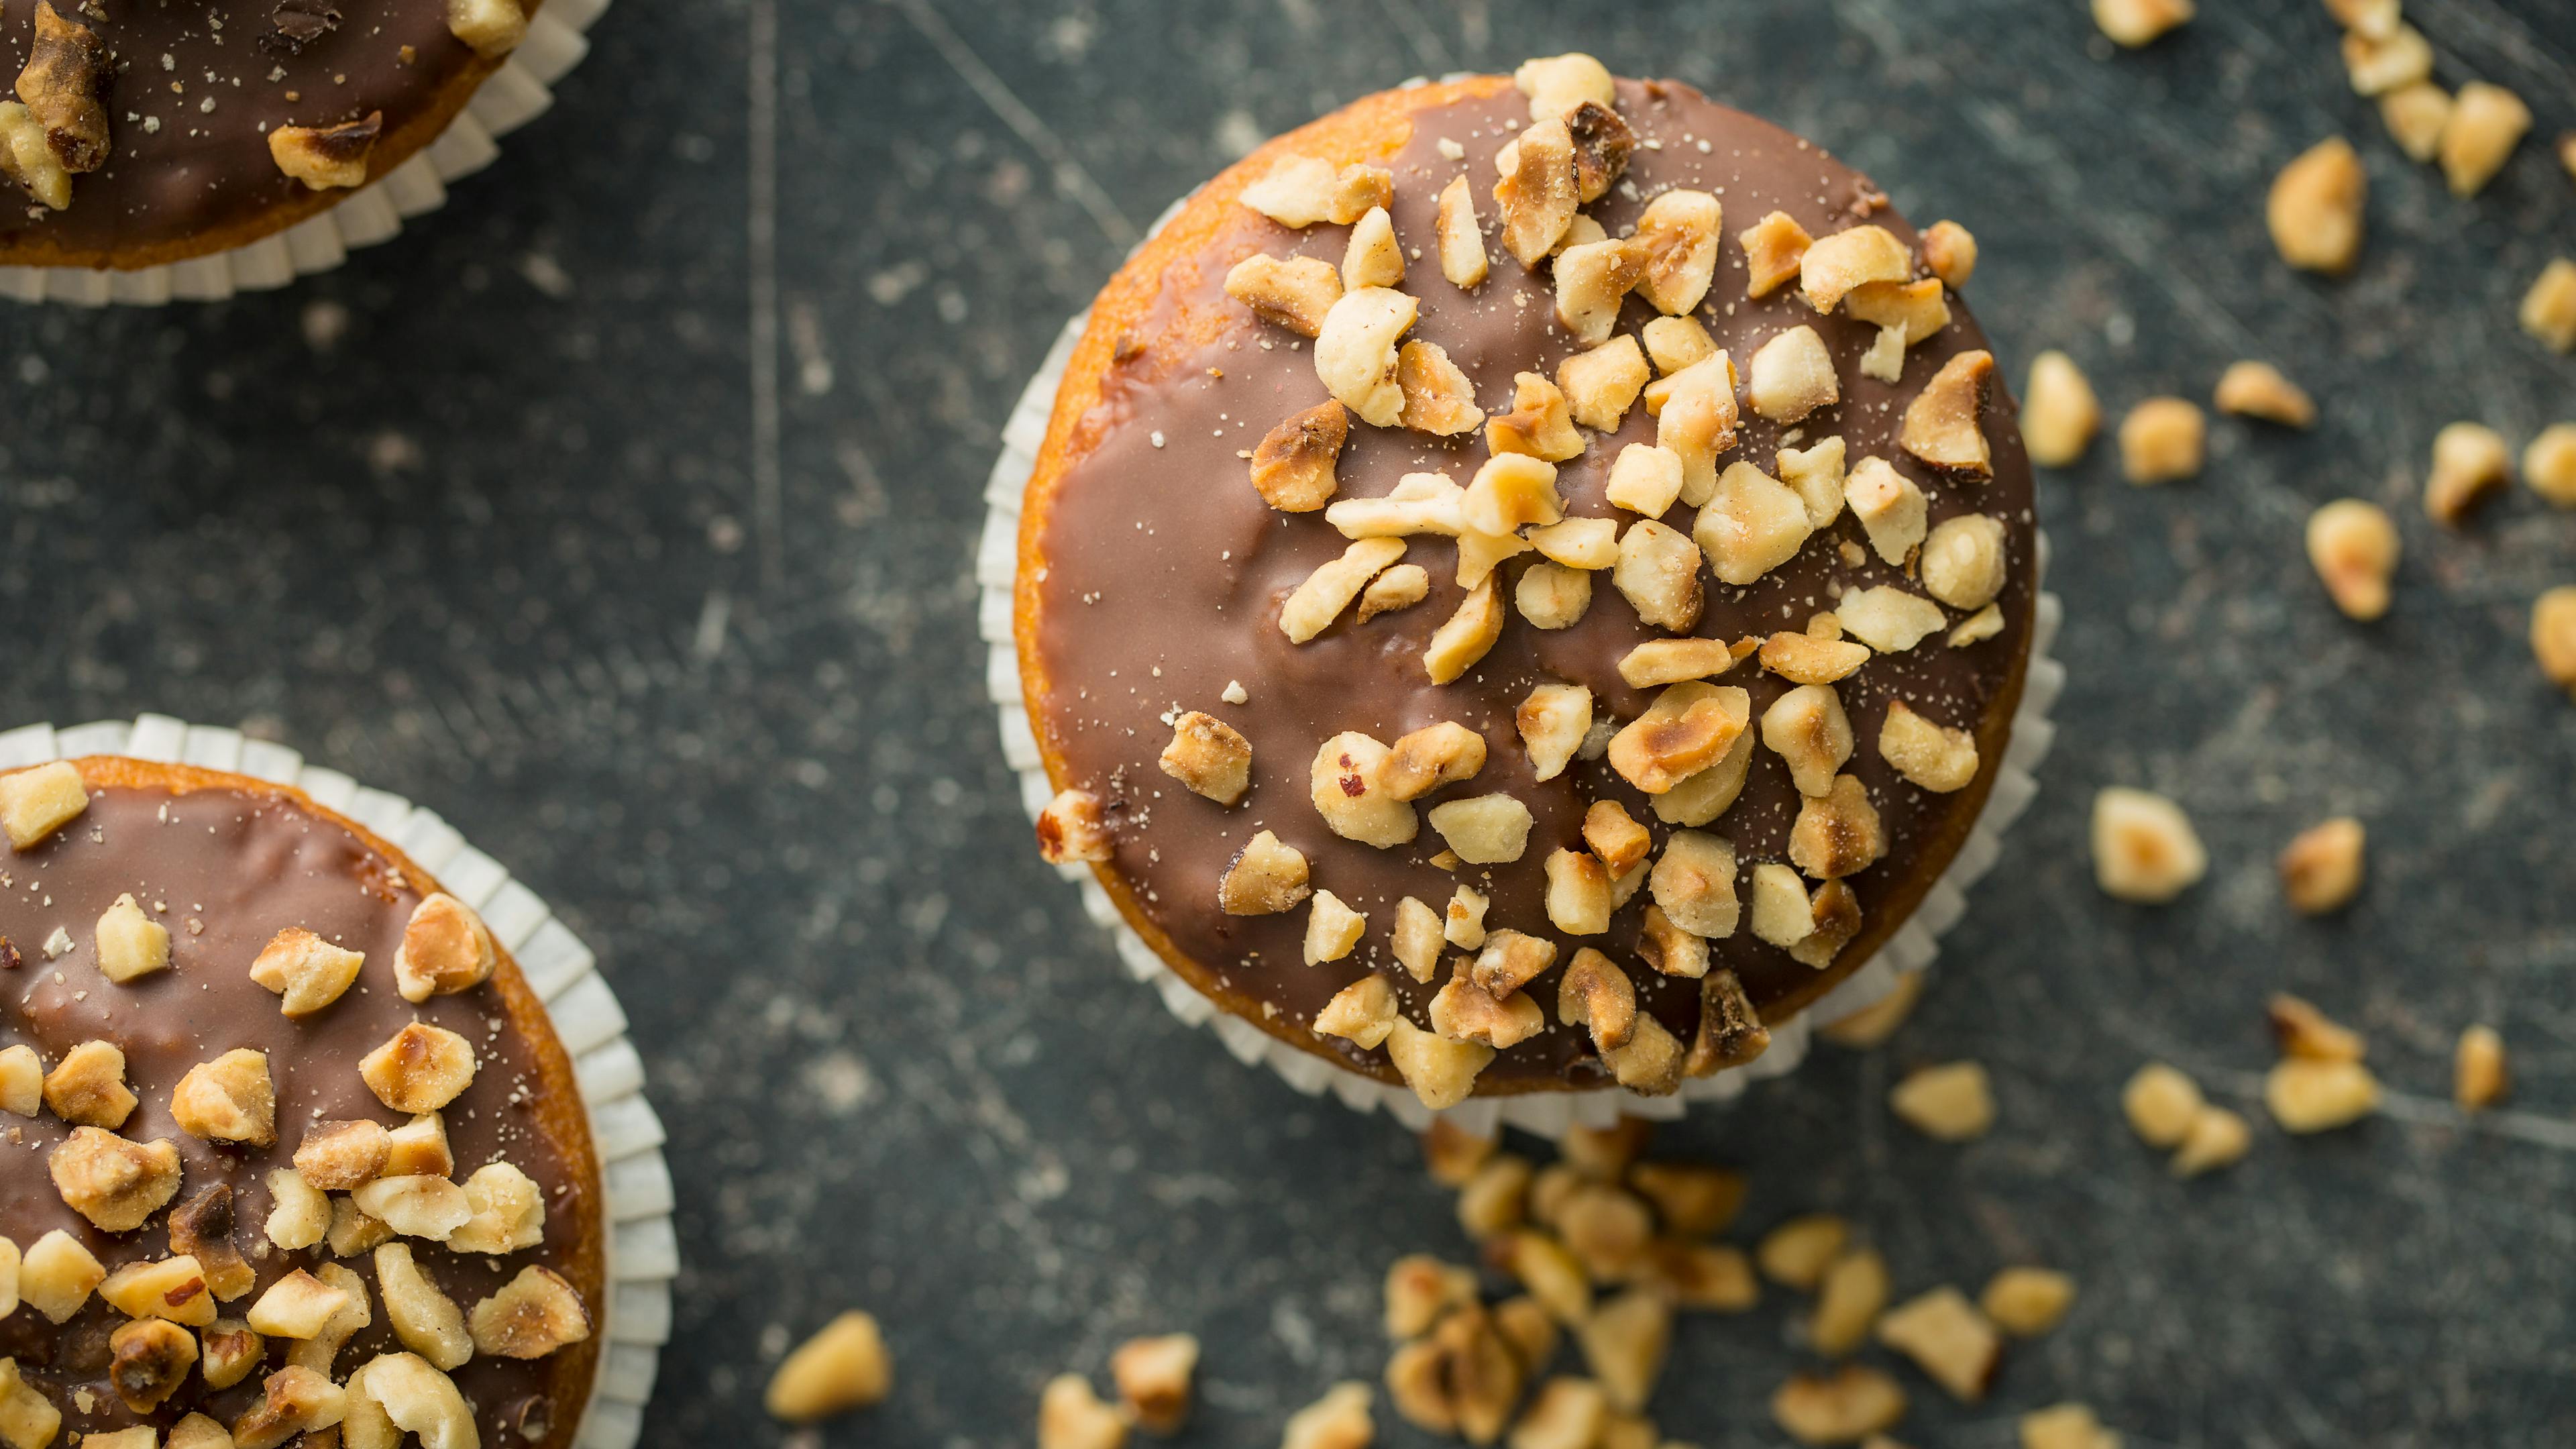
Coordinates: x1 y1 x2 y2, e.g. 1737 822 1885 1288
0 0 533 265
1021 62 2036 1108
0 759 600 1446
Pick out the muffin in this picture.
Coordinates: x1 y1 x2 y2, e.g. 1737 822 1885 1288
0 755 603 1445
1017 59 2039 1111
0 0 542 270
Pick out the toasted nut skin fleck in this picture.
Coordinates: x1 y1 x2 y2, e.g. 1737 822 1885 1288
2536 586 2576 696
2424 421 2512 526
2213 360 2316 427
2278 816 2365 914
1876 1286 2001 1402
2094 0 2193 45
2455 1025 2509 1111
2090 787 2205 902
2122 1062 2204 1148
270 111 383 189
1160 710 1253 806
1770 1364 1907 1446
2305 500 2398 620
2021 351 2100 467
1224 254 1343 337
2116 396 2205 484
1249 400 1350 511
2267 137 2365 274
1982 1267 2076 1337
2264 1057 2380 1132
1888 1061 1994 1141
2439 81 2530 197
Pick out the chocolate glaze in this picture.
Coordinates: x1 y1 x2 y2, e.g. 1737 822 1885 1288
0 778 597 1438
0 0 491 259
1026 79 2036 1089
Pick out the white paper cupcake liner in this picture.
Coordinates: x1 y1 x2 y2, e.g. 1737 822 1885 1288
0 0 611 307
0 712 674 1449
978 203 2063 1134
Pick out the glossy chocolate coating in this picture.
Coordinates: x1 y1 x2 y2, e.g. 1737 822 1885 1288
0 780 595 1439
1026 79 2035 1089
0 0 487 258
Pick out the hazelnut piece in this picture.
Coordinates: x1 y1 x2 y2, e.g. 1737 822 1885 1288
1435 175 1489 288
374 1242 473 1371
1238 155 1390 227
172 1049 277 1146
446 0 529 54
16 3 110 172
2117 396 2206 484
2090 787 2206 902
1223 254 1343 337
1899 349 1994 479
1843 455 1926 566
1788 775 1886 880
1033 790 1112 867
2439 82 2530 197
1485 373 1585 464
50 1125 181 1231
2021 350 2100 467
1609 682 1751 796
1423 575 1505 683
448 1160 547 1254
1159 710 1252 806
1218 830 1309 915
2213 360 2316 427
1493 116 1579 266
470 1265 592 1359
1397 341 1485 437
392 892 494 1003
94 892 170 982
2279 816 2365 914
1875 1287 2002 1402
1383 1017 1494 1110
296 1118 393 1191
1799 225 1911 314
1878 700 1980 793
1557 335 1649 433
1282 537 1407 643
765 1310 893 1421
1634 188 1722 315
1312 974 1397 1049
2424 421 2512 526
1610 519 1703 632
1517 683 1592 782
0 759 87 847
2305 498 2398 621
109 1317 200 1413
249 925 366 1016
2266 137 2365 274
1248 400 1348 511
1650 830 1739 940
270 111 383 189
1762 684 1854 798
44 1038 136 1127
1582 799 1652 876
359 1022 480 1114
1737 210 1813 298
1921 514 2008 609
1309 731 1417 848
1557 948 1636 1053
1770 1365 1907 1446
168 1185 257 1300
1552 236 1647 347
1314 286 1417 427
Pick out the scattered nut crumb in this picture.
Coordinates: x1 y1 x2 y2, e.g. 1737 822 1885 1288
2438 81 2530 197
2424 421 2512 526
2020 1402 2121 1449
2278 816 2365 914
2116 397 2205 484
2454 1025 2508 1112
2170 1104 2251 1178
2121 1062 2204 1149
1980 1267 2076 1338
2092 0 2192 47
2212 361 2314 427
2533 586 2576 697
2021 351 2101 468
2266 137 2365 274
2090 787 2206 903
2264 1057 2380 1133
2305 499 2399 621
765 1311 892 1423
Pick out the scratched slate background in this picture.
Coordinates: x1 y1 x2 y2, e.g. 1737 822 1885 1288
3 0 2575 1444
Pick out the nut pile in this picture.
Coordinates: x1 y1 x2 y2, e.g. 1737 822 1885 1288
0 764 591 1446
1039 56 2023 1110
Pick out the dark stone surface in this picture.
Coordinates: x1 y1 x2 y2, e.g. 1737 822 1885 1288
3 1 2573 1444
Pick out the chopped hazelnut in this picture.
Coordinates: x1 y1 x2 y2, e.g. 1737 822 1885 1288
1517 683 1593 781
1557 948 1638 1054
1788 880 1863 970
1909 516 2006 613
1615 637 1735 690
1842 455 1925 566
1515 561 1593 631
1356 561 1432 623
1315 287 1417 427
350 1173 473 1240
51 1125 180 1232
1631 187 1723 315
1656 352 1741 506
1391 897 1446 983
1981 1267 2076 1338
1770 1364 1907 1446
1837 586 1947 655
0 760 86 848
1383 721 1487 800
1650 727 1754 828
2536 586 2576 695
2171 1104 2252 1178
1641 315 1716 378
1876 1287 2001 1402
1110 1332 1198 1434
1811 1246 1889 1357
1397 341 1485 437
2266 137 2365 274
1558 335 1649 433
0 100 71 209
2526 424 2576 507
392 892 494 1003
2424 421 2512 525
1629 902 1707 981
1878 700 1979 794
1384 1016 1494 1110
1466 928 1557 998
264 1167 332 1250
469 1265 592 1359
109 1316 199 1413
19 1228 102 1325
1303 891 1368 967
1218 830 1310 914
170 1413 235 1449
1456 1153 1533 1240
1527 517 1619 572
1424 575 1505 683
1421 1118 1497 1187
1036 787 1114 865
1921 219 1976 288
1515 52 1615 120
1610 682 1752 796
2020 1403 2121 1449
1436 175 1489 288
1788 775 1885 880
359 1022 478 1114
1553 236 1648 347
1565 97 1635 202
1739 210 1815 299
1338 205 1404 290
1762 684 1854 798
2267 992 2365 1062
1818 970 1925 1049
1858 323 1904 383
1578 1289 1670 1414
2440 81 2530 197
1759 631 1871 686
172 1049 277 1146
1580 800 1652 877
2090 787 2206 902
2021 350 2100 467
2455 1025 2509 1111
1627 1163 1744 1241
44 1038 136 1127
329 1195 394 1256
2264 1057 2380 1132
1757 1214 1849 1289
248 1268 356 1340
1774 437 1847 532
270 111 382 189
2305 499 2398 619
1799 225 1911 314
1456 525 1536 590
2093 0 2192 45
1283 537 1407 643
446 0 528 52
1428 793 1534 866
2122 1061 2204 1148
2340 18 2428 92
1282 1383 1375 1449
1157 710 1253 807
2522 259 2576 353
1611 519 1704 631
231 1365 349 1449
2379 80 2452 162
1746 325 1841 424
166 1185 256 1300
1239 155 1391 228
1494 115 1579 266
93 891 170 983
1509 1377 1608 1449
1898 349 1993 478
1697 461 1815 585
2212 360 2315 427
1888 1061 1994 1141
2279 816 2365 914
0 1044 38 1118
1486 373 1585 464
1224 254 1344 337
1250 399 1350 511
1949 603 2006 647
17 3 109 172
297 1119 393 1191
1313 973 1398 1049
1747 863 1813 949
249 925 366 1016
764 1309 892 1422
99 1254 215 1327
1845 278 1949 346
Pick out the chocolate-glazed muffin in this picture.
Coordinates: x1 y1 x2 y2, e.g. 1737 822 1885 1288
0 0 540 269
0 757 602 1446
1016 58 2041 1112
